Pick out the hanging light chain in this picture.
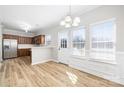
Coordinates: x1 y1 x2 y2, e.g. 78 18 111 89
60 2 81 28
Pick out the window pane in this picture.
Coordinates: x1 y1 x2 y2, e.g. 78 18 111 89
59 32 68 49
60 38 67 48
91 20 114 42
72 27 85 56
106 42 113 48
92 42 97 48
73 29 85 42
90 19 115 61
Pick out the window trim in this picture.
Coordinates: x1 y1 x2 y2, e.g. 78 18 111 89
89 18 116 62
88 58 117 65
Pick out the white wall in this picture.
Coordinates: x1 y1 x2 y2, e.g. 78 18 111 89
31 47 53 65
36 27 60 60
18 44 35 49
36 6 124 85
0 25 2 62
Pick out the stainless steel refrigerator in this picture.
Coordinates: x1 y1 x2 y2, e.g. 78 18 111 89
3 39 17 59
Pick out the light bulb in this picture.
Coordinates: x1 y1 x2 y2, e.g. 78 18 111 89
72 22 79 27
73 17 80 23
65 16 72 22
25 30 28 33
60 20 65 26
65 23 71 28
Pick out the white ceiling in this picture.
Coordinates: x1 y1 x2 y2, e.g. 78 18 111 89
0 5 100 32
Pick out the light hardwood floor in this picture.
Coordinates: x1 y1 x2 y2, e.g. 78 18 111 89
0 56 123 87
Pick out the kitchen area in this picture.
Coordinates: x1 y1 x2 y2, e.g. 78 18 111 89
2 28 53 65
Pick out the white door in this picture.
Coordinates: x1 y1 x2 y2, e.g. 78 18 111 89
58 31 69 64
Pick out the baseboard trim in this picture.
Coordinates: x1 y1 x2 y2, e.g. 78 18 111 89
51 59 59 63
32 59 59 65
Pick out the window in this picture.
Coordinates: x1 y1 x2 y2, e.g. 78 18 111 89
90 19 116 61
59 32 68 48
72 27 85 56
60 38 67 48
45 35 51 45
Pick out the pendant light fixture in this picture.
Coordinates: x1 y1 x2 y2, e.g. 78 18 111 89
60 5 80 28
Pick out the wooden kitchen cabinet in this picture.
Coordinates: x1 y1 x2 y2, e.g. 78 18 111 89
33 35 45 44
3 34 18 40
18 36 22 44
28 37 33 44
3 34 10 39
3 34 45 44
3 34 32 44
3 34 45 58
18 48 31 57
15 36 32 44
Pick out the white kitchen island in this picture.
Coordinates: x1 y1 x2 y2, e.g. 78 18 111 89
31 46 54 65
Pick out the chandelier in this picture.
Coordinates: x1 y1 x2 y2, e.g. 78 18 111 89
60 5 80 28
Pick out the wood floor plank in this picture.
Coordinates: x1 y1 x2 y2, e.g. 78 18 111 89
0 56 123 87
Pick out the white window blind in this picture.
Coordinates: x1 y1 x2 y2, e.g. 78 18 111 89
90 19 116 61
45 35 51 45
72 27 85 56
